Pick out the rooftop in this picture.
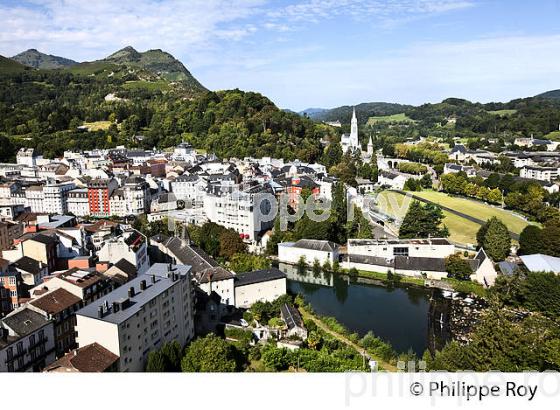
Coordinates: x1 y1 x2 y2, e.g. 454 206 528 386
235 268 286 287
520 254 560 274
44 342 119 373
30 288 82 315
76 263 191 324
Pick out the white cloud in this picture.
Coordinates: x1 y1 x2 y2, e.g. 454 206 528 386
202 34 560 110
0 0 265 60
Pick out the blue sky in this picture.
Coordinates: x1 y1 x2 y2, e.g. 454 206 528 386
1 0 560 110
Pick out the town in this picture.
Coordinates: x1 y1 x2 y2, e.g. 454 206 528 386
0 100 559 373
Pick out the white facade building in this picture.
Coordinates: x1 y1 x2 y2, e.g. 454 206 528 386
340 108 360 154
75 263 195 372
234 268 287 308
278 239 339 265
67 188 90 217
43 181 76 215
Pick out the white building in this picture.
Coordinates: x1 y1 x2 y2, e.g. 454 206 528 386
97 230 149 274
16 148 40 168
75 263 195 372
234 268 287 308
278 239 339 265
0 307 56 372
171 175 205 206
194 266 235 308
43 181 76 215
67 188 89 217
348 238 455 259
340 108 360 154
377 170 410 190
519 165 559 182
25 186 45 213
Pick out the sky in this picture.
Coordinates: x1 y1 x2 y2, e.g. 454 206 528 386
1 0 560 111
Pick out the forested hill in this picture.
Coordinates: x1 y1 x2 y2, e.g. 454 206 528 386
0 62 333 162
536 89 560 100
11 49 77 69
305 102 414 124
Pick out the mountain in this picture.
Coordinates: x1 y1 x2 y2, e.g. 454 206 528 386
101 46 206 93
307 102 414 124
299 107 328 116
11 49 77 69
0 55 30 74
535 89 560 100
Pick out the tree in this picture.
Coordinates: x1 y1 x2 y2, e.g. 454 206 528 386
218 229 247 259
146 350 166 372
160 340 183 372
477 217 511 261
228 253 271 272
399 201 449 239
181 335 237 372
518 225 543 255
445 254 473 280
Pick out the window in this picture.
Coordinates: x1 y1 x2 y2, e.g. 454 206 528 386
393 247 409 257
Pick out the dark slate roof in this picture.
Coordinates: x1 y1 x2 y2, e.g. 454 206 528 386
235 268 287 287
195 266 234 284
280 304 304 330
498 261 519 276
394 256 447 272
152 236 219 273
2 308 50 336
113 258 137 277
13 256 45 275
451 144 467 154
28 233 57 245
293 239 338 252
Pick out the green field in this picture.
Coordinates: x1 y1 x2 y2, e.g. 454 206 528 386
377 190 535 245
377 191 481 245
544 130 560 141
487 109 517 116
122 80 170 92
367 113 413 125
82 121 116 131
68 61 120 76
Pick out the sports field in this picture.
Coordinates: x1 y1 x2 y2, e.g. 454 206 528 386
376 190 535 245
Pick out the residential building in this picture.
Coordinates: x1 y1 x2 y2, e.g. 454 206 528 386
0 260 25 315
0 307 56 372
193 266 235 308
377 170 410 190
11 256 48 286
443 163 477 177
43 181 75 214
75 263 195 372
234 268 287 308
67 188 90 217
97 230 149 274
280 303 307 340
348 238 455 259
468 248 498 287
0 220 23 251
519 165 559 182
28 288 82 357
87 178 118 218
278 239 339 265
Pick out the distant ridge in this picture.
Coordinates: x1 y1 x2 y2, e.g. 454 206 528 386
0 55 30 74
304 102 414 124
535 89 560 100
11 49 77 69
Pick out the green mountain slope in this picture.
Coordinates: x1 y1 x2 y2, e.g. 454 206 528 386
308 102 414 124
0 55 30 74
11 49 77 69
102 46 206 93
535 89 560 100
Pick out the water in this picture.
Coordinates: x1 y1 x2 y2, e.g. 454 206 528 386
280 263 435 356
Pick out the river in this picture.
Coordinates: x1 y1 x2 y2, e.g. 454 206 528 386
279 263 448 356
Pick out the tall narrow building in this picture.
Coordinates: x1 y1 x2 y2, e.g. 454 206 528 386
340 107 360 153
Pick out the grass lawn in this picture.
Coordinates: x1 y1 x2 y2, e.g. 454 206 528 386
409 190 533 235
376 190 533 245
82 121 114 131
487 109 517 116
122 80 170 92
349 269 426 286
545 130 560 141
367 113 413 125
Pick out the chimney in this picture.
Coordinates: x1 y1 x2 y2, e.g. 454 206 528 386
128 286 135 298
140 280 147 291
151 274 156 284
97 305 104 318
112 301 120 313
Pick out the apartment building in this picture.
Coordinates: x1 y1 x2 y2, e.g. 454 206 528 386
0 220 23 251
520 165 560 182
98 230 149 274
0 307 55 372
0 259 25 315
43 181 76 214
28 288 82 357
87 178 118 218
67 188 89 217
75 263 195 372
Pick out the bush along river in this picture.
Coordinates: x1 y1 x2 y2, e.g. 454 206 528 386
278 262 460 356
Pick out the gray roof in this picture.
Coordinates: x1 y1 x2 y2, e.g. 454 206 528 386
520 254 560 273
151 235 219 273
76 263 191 324
347 254 448 272
292 239 338 252
280 304 304 330
235 268 287 287
1 308 50 338
13 256 45 275
498 261 519 276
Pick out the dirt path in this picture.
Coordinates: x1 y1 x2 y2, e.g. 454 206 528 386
298 307 398 372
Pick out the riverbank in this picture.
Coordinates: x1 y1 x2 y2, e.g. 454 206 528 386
297 304 398 372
